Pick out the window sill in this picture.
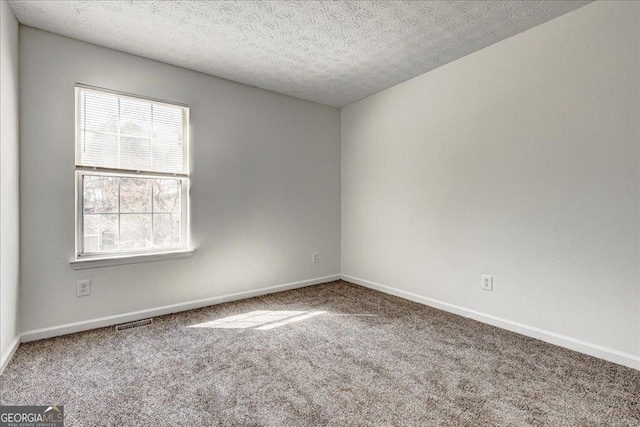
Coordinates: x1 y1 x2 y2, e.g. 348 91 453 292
69 249 194 270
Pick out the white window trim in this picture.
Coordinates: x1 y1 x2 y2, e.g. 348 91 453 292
69 249 194 270
71 84 191 268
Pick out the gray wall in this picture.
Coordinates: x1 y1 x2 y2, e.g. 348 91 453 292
341 1 639 358
1 0 20 367
19 27 341 333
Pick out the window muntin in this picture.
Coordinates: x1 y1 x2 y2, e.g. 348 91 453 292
75 85 189 258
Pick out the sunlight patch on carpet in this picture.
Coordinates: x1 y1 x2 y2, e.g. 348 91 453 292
188 310 326 330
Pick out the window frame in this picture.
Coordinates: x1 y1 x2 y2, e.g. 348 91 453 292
73 84 191 263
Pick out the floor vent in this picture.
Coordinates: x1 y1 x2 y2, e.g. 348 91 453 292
115 318 153 332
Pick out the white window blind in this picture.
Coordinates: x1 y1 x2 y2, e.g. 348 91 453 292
75 85 189 175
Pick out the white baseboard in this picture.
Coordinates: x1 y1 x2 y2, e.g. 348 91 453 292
21 274 340 343
14 273 639 371
1 336 21 375
341 274 640 371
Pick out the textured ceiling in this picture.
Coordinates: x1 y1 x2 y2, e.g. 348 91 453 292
9 1 590 107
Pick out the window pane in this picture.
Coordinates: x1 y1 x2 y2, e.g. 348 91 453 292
83 91 118 134
120 97 152 138
120 214 152 250
79 131 118 169
153 104 183 141
120 137 152 171
120 177 152 213
153 214 182 248
83 214 118 252
83 176 118 213
153 179 181 213
152 139 184 174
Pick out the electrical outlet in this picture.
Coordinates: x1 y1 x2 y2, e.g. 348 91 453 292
482 275 493 291
77 280 91 297
312 252 319 263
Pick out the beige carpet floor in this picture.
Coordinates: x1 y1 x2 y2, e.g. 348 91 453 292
1 280 638 426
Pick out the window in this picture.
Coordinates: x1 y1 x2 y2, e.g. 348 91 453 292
75 85 189 260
